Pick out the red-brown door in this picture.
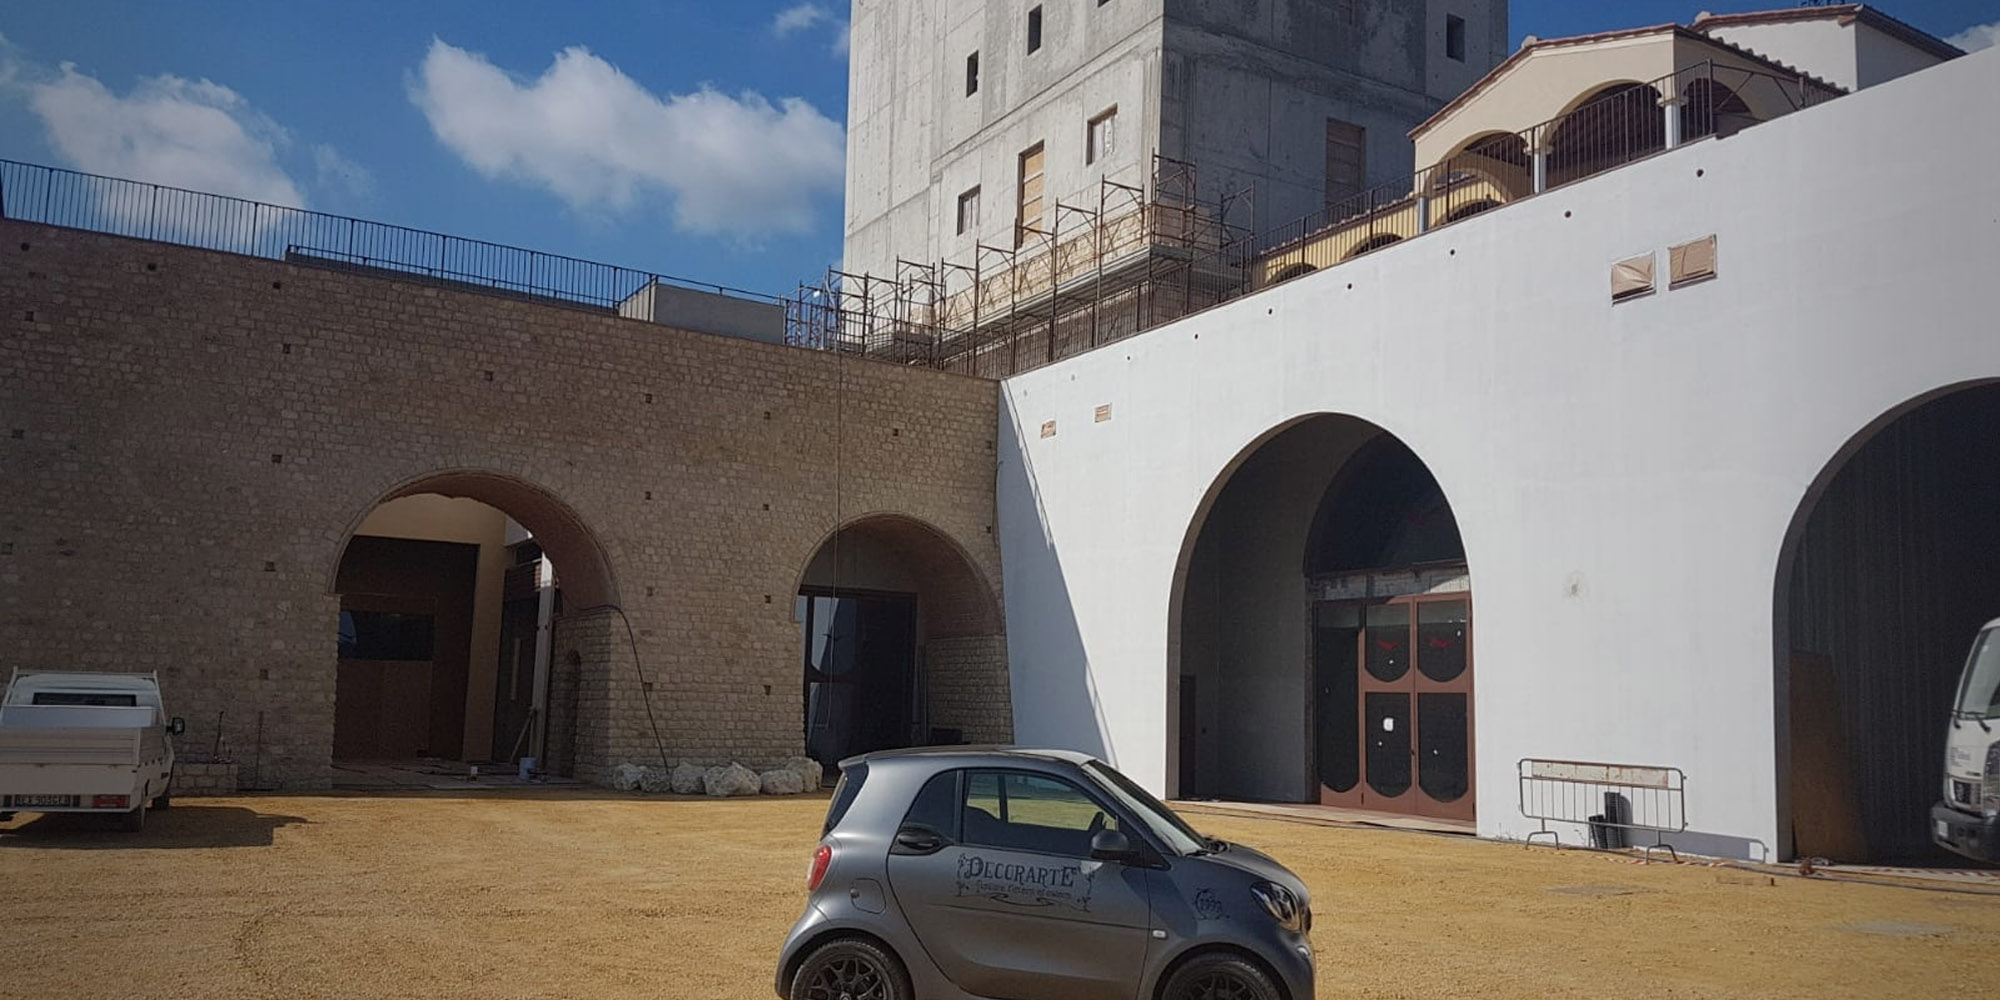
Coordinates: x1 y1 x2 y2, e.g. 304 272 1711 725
1316 594 1474 821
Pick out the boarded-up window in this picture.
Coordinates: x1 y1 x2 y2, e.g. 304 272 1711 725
1017 143 1045 247
1326 119 1366 208
1611 252 1656 301
1088 108 1118 165
1669 235 1718 287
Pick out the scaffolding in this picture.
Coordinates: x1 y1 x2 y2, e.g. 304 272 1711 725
787 154 1255 379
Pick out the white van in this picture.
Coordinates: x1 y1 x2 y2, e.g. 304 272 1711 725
0 671 182 832
1934 620 2000 862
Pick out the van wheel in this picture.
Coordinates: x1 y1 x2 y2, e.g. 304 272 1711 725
151 793 172 810
120 802 146 833
1160 953 1281 1000
789 937 910 1000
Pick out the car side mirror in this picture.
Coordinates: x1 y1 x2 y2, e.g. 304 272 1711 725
1089 828 1139 863
168 717 186 736
893 825 946 855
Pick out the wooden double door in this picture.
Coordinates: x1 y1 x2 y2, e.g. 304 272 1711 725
1312 593 1474 821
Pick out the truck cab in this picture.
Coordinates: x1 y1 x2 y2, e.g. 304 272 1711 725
0 671 182 832
1934 620 2000 862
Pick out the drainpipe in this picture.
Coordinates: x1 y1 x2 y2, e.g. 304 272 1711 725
528 555 556 766
1531 143 1549 194
1661 94 1684 150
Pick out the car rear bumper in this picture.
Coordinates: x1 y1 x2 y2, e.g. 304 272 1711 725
1932 801 1999 862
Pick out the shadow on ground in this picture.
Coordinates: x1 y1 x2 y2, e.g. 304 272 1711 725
0 805 311 849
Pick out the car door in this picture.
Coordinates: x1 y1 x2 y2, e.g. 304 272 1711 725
884 767 1153 1000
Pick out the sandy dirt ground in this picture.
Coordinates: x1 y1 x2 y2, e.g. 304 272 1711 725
0 792 1994 1000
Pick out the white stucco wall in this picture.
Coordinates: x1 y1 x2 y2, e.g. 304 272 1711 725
996 48 2000 856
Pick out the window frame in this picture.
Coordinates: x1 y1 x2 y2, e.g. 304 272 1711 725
1325 117 1367 208
956 185 981 236
1087 107 1118 166
956 766 1138 861
1016 142 1046 248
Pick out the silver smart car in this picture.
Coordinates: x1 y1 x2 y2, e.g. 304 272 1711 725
776 747 1314 1000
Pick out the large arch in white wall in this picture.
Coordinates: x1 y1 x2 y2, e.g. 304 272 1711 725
1773 378 2000 864
1165 414 1474 822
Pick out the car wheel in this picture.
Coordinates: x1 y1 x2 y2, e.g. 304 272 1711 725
120 802 146 833
152 792 172 811
1160 953 1282 1000
789 937 910 1000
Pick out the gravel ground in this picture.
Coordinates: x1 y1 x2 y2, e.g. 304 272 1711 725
0 792 1993 999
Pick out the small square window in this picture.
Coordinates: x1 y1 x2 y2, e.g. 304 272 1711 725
957 186 981 235
1087 108 1118 165
966 51 979 96
1445 14 1466 62
1027 6 1043 53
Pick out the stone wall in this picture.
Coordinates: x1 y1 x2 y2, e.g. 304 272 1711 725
928 634 1014 745
170 760 239 797
0 220 1009 788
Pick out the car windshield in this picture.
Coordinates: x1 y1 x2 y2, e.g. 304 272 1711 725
1955 628 2000 721
1083 760 1208 856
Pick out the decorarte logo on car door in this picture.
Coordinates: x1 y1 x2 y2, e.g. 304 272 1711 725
953 852 1098 911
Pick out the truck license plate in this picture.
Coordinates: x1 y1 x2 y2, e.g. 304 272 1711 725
12 795 71 808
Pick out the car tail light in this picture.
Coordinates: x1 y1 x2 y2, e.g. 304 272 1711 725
93 795 128 810
806 844 832 892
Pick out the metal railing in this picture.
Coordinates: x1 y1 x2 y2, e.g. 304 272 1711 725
1518 758 1690 862
0 159 781 313
1253 61 1843 285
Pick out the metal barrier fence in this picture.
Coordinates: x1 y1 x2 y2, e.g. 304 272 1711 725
0 159 779 314
1518 758 1689 862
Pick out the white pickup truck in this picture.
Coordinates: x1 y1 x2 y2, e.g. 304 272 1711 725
0 671 183 832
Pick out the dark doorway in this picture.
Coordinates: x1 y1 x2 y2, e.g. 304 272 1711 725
333 535 478 760
1306 434 1473 820
801 589 919 775
1782 383 2000 862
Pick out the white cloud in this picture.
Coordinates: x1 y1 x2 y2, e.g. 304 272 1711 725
1947 19 2000 52
772 3 832 36
312 142 374 201
773 3 850 57
408 39 845 237
25 63 306 208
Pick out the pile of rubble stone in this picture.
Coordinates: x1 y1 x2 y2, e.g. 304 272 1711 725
607 757 824 796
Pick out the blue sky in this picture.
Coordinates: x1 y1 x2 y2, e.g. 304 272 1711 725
0 1 1993 298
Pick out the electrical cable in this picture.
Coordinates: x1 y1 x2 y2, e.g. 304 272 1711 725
573 602 671 771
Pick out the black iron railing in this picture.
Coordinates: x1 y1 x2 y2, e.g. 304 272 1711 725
0 159 780 312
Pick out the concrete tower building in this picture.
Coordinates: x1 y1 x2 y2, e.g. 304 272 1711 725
841 0 1509 286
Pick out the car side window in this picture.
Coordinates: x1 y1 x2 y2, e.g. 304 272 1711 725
901 769 960 839
960 770 1117 857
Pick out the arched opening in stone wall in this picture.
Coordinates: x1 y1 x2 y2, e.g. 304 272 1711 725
795 513 1007 780
329 470 620 784
1168 416 1472 822
1776 381 2000 863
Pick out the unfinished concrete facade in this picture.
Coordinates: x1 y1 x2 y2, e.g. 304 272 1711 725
842 0 1509 283
0 220 1008 788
